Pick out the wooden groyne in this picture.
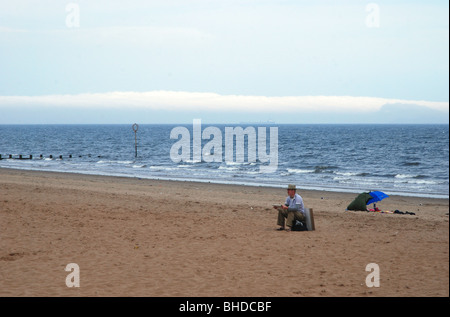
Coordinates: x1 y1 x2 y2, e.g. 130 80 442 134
0 154 102 160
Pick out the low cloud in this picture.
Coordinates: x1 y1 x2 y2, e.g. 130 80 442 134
0 91 448 114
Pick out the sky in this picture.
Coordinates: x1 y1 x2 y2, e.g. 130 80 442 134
0 0 448 124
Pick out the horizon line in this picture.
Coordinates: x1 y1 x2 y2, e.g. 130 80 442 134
1 122 448 125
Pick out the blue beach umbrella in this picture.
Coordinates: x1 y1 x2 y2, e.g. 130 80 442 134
367 191 389 205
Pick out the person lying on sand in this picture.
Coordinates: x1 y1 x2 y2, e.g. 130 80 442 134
273 184 306 231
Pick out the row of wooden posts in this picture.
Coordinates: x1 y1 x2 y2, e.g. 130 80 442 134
1 124 140 161
0 154 102 160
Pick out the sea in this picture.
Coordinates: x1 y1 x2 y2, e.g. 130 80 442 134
0 124 448 199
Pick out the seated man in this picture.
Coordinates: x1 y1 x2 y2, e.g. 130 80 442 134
273 184 306 231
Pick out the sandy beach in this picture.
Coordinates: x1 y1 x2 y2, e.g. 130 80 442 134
0 167 448 297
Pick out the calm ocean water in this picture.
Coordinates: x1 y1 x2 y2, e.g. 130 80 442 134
0 124 448 198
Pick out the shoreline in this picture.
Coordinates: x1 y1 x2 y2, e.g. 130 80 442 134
1 167 448 296
1 167 448 217
1 166 448 200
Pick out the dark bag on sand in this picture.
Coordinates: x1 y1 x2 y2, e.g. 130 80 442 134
291 220 308 231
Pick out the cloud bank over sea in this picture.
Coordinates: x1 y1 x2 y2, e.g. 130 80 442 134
1 91 448 124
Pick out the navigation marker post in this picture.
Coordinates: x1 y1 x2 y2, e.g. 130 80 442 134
132 123 139 158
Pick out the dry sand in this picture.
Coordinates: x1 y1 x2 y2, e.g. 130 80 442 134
0 168 448 297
